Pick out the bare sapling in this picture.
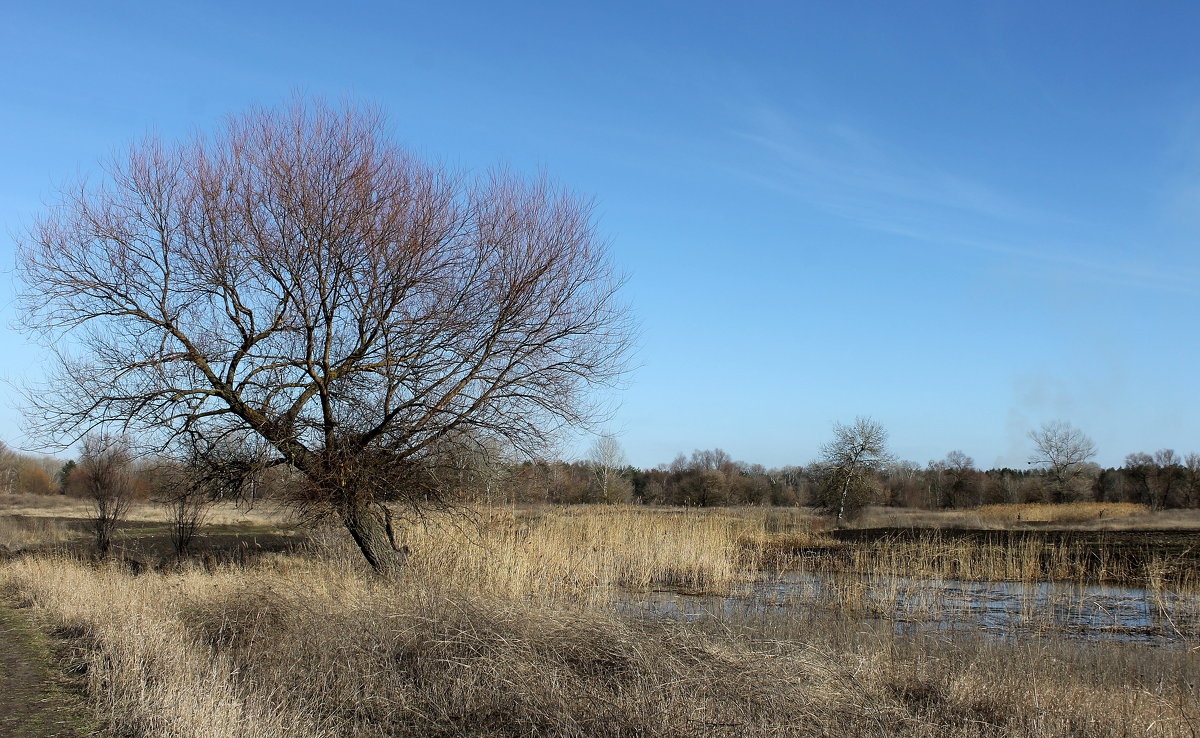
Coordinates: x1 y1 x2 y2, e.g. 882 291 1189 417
73 433 136 557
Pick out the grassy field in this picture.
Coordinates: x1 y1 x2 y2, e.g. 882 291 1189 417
1 498 1198 737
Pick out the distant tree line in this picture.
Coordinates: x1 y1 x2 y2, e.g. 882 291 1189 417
388 445 1200 513
4 422 1199 518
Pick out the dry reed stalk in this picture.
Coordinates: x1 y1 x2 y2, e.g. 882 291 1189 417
386 506 775 600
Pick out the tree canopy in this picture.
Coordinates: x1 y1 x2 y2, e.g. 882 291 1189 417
17 98 633 572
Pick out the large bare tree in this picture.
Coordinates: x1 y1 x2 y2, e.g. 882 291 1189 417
1028 421 1097 503
17 99 632 574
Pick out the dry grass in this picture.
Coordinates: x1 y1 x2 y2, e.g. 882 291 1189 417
1 500 1198 736
856 502 1200 531
4 553 1196 737
0 493 290 527
975 502 1148 524
322 505 769 601
815 534 1195 586
0 515 74 550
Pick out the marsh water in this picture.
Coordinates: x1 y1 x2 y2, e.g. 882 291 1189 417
618 572 1200 646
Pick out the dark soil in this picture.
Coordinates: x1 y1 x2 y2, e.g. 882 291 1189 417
6 515 310 571
829 526 1200 555
811 527 1200 582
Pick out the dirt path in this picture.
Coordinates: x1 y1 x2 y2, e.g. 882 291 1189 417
0 605 102 738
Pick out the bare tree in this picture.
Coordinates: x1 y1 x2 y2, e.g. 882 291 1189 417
682 468 728 507
423 429 511 503
1150 449 1185 510
813 417 893 523
17 98 632 575
924 458 949 509
73 433 136 557
942 450 981 507
1123 452 1155 507
1028 421 1097 503
586 434 631 503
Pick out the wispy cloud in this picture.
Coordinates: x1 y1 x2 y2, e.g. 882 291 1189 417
735 104 1049 224
729 103 1200 294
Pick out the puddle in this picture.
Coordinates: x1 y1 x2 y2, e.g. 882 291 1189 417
617 572 1200 646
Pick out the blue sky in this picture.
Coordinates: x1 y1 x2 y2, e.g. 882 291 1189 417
2 1 1198 469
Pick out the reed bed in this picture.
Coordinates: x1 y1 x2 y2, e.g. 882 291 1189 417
856 502 1200 531
831 536 1120 583
2 501 1199 735
313 505 776 602
4 552 1197 737
824 534 1197 588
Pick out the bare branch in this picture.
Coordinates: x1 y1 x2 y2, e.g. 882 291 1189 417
17 97 634 574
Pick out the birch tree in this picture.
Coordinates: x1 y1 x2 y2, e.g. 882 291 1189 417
814 417 892 522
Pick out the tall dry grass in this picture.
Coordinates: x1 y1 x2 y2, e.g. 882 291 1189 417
3 499 816 595
975 502 1148 524
5 552 1196 737
316 505 826 602
828 535 1161 583
0 514 73 549
1 502 1198 736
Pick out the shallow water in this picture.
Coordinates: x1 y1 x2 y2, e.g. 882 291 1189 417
617 572 1200 646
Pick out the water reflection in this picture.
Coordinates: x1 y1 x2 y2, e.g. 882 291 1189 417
617 572 1200 646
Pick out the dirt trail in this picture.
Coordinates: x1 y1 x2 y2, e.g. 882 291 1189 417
0 605 100 738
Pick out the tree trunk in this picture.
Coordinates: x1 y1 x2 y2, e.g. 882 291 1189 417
338 499 410 576
836 473 852 523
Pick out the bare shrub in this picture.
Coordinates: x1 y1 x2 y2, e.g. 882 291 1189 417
72 433 136 557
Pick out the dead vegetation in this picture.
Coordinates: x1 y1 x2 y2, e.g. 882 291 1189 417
0 515 72 552
852 502 1200 530
0 498 1198 736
